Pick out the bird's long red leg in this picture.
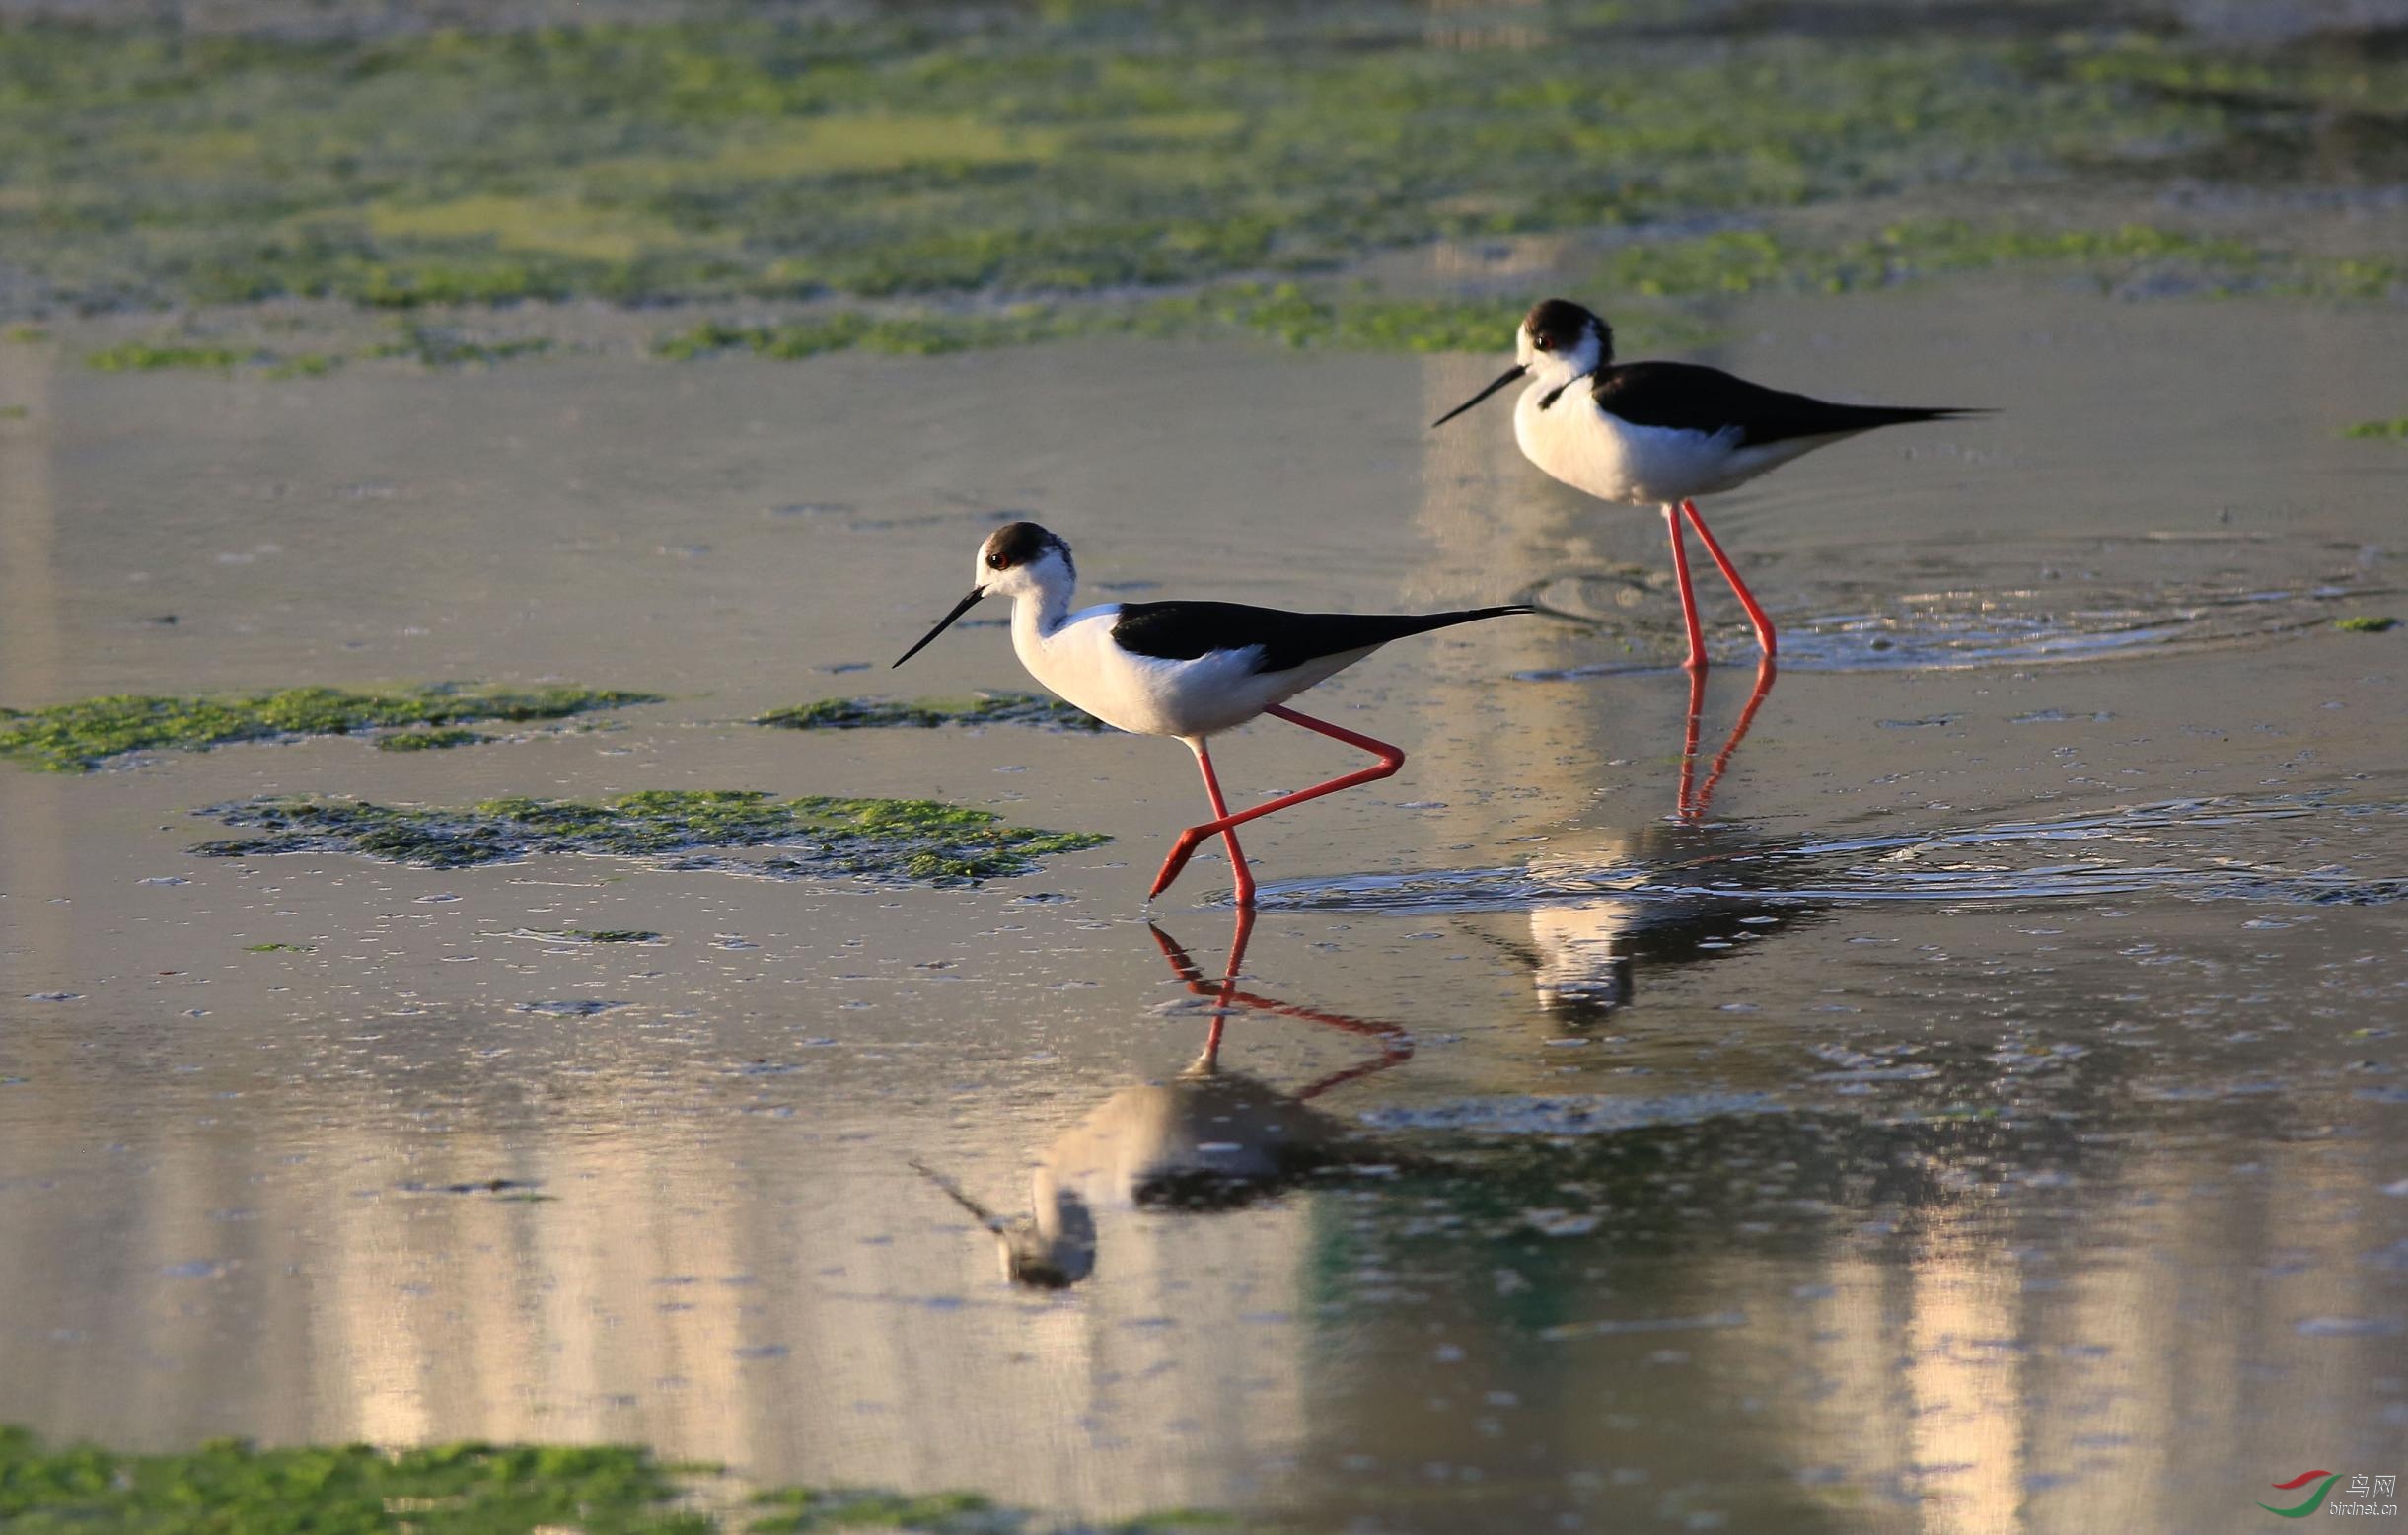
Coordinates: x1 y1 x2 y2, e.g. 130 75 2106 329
1188 739 1256 906
1663 503 1707 671
1680 498 1777 661
1684 657 1778 824
1149 704 1404 900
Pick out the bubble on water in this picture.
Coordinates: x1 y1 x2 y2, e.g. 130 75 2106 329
2296 1316 2402 1338
160 1259 228 1279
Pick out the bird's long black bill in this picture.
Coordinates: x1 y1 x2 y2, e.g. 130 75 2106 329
1429 365 1526 429
893 587 986 668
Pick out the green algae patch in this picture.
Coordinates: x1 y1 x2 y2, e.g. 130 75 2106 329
261 351 342 380
81 323 559 379
367 323 556 369
0 1422 1292 1534
0 685 658 772
749 1487 997 1533
242 942 315 953
1588 219 2403 303
6 8 2405 319
0 1425 716 1534
2343 418 2408 441
190 790 1110 885
378 727 493 753
86 340 247 373
746 1487 1271 1533
758 694 1110 733
2336 616 2400 633
655 312 1068 362
510 926 666 945
655 284 1716 364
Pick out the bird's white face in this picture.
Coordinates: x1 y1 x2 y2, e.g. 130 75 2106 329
975 539 1073 603
1516 314 1604 387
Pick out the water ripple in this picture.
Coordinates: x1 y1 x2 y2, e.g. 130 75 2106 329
1516 533 2393 675
1258 795 2408 914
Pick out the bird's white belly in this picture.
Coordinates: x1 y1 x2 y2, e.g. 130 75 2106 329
1514 390 1837 506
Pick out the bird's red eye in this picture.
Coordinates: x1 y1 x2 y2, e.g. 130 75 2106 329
986 552 1007 570
1533 336 1553 352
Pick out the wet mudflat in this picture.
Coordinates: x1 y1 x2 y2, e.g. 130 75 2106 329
1 286 2403 1532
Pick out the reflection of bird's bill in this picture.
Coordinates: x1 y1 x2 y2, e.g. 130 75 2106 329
910 1158 1095 1286
908 1158 1004 1230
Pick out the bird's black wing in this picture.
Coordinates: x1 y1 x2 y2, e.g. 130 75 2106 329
1112 601 1531 676
1592 361 1977 447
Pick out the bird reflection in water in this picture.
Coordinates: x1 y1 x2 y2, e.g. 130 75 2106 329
1507 657 1800 1020
917 909 1409 1288
1513 888 1806 1019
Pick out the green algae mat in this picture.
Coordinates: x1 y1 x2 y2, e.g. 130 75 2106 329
189 790 1109 884
0 1425 1259 1534
0 686 657 772
0 1429 715 1535
757 694 1110 733
2 2 2401 348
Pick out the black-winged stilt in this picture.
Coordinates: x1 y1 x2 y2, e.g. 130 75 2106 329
892 521 1532 905
1432 298 1978 670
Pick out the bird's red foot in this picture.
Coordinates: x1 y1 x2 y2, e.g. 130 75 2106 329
1227 862 1258 908
1149 827 1209 898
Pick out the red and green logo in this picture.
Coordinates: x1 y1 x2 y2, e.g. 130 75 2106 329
2260 1470 2342 1518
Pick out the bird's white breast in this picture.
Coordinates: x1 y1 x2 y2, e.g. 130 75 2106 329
1013 605 1309 740
1514 383 1740 506
1513 383 1846 506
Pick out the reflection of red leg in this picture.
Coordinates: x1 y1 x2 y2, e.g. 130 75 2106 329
1148 909 1411 1097
1675 661 1708 818
1663 503 1706 671
1188 739 1255 906
1150 705 1405 900
1680 657 1778 823
1681 499 1777 660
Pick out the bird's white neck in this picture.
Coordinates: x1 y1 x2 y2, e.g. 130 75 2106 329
1012 581 1074 646
1523 345 1597 408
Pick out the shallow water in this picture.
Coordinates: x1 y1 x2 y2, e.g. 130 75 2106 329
2 291 2405 1531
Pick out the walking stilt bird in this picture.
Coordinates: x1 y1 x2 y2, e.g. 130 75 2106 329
894 522 1531 904
1432 299 1978 670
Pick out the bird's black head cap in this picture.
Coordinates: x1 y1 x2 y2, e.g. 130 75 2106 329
982 520 1073 581
1524 298 1610 364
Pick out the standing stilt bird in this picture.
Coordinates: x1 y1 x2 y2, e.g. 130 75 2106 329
893 522 1531 905
1432 299 1979 670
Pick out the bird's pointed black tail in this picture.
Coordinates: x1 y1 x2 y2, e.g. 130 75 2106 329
1846 404 1989 429
1384 605 1538 642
